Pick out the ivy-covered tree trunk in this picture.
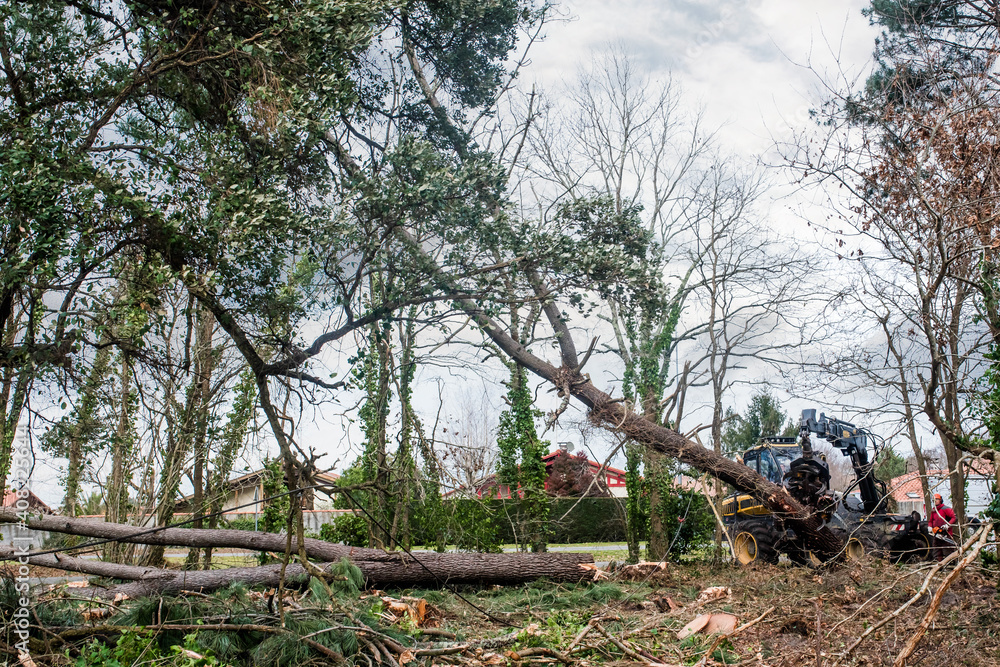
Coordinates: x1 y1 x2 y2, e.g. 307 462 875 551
496 365 548 552
259 458 290 542
144 405 192 567
104 353 138 564
391 315 419 551
144 304 218 567
618 304 683 562
40 343 112 517
202 370 257 569
624 441 645 563
645 454 673 561
359 317 393 549
0 306 34 495
185 307 218 569
521 439 549 553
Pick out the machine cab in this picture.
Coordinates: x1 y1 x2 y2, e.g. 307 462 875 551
742 438 802 485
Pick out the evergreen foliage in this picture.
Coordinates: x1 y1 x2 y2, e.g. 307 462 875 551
259 458 290 538
496 365 549 552
721 392 796 457
646 484 716 559
624 441 648 563
862 0 992 109
874 447 907 482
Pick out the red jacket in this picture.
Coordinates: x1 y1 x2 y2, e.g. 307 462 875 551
929 503 956 536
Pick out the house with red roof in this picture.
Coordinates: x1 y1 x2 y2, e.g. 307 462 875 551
1 487 53 514
887 462 995 518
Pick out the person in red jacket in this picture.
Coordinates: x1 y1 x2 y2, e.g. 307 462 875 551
929 493 957 561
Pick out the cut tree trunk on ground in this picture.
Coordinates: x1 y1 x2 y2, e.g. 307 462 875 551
1 548 594 599
0 511 595 591
6 549 340 599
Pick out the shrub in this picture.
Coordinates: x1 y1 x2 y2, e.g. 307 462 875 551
648 486 714 558
319 513 367 547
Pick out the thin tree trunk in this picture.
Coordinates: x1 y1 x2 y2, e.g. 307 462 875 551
186 307 216 568
204 370 256 569
644 451 669 560
105 354 136 563
882 317 935 518
0 315 32 494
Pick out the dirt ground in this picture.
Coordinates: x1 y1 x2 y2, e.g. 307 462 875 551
404 558 1000 667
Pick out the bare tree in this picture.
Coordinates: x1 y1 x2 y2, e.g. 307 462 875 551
436 387 499 496
782 48 1000 524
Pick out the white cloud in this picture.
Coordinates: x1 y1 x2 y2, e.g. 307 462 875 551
527 0 878 155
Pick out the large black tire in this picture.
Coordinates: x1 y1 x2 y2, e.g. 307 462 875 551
891 531 932 563
853 524 892 559
730 520 779 565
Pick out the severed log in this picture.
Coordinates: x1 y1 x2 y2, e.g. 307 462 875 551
3 549 345 599
0 511 595 589
4 549 595 596
1 549 306 599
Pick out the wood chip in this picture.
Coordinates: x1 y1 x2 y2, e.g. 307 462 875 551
704 613 738 635
695 586 731 603
678 613 740 639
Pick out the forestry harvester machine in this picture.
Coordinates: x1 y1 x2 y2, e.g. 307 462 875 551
722 409 931 565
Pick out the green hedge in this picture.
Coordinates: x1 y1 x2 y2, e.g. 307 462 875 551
317 497 632 548
304 494 713 553
493 497 631 544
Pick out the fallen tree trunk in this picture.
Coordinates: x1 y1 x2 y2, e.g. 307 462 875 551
510 352 843 557
419 252 846 558
3 549 592 598
0 510 383 561
0 512 595 590
2 550 306 599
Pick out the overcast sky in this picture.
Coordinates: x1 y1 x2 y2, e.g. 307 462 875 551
525 0 877 155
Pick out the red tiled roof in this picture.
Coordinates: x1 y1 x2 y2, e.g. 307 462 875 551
541 450 627 478
886 471 928 500
887 464 995 501
2 488 52 513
